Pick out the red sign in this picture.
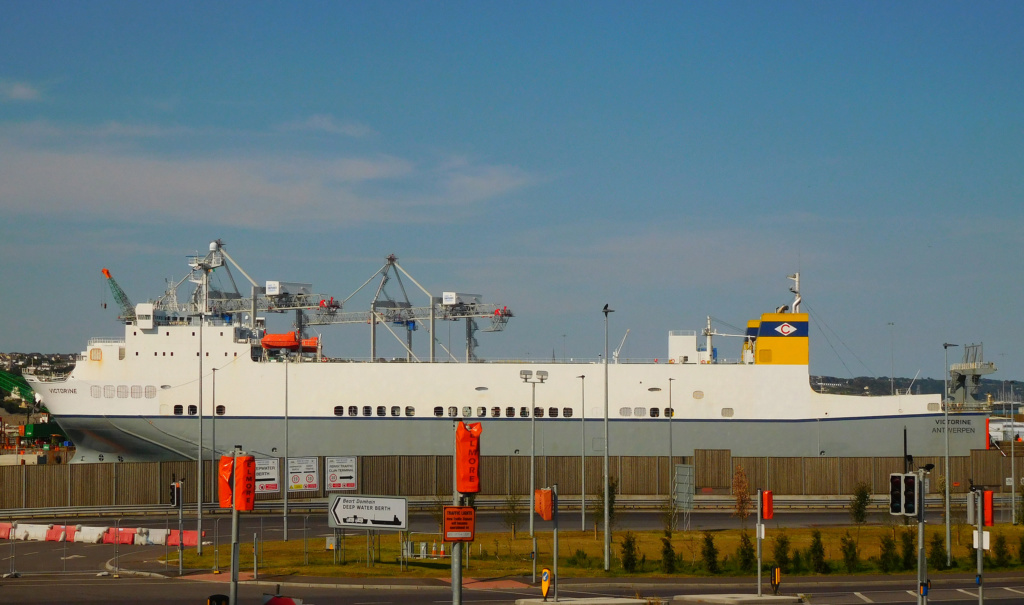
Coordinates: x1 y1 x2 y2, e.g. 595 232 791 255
443 506 476 542
761 490 774 520
535 488 553 521
456 422 483 493
218 454 256 511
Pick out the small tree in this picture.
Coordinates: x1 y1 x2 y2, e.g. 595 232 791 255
620 531 639 572
1018 534 1024 565
590 476 619 538
701 531 719 574
849 481 871 541
809 529 829 574
661 530 677 574
736 531 756 572
732 465 752 528
771 533 790 573
501 493 524 538
992 534 1010 568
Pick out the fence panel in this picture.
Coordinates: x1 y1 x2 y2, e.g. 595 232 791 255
767 458 804 495
839 458 873 495
695 450 731 490
732 457 767 493
803 458 839 495
25 464 68 508
361 456 399 495
546 456 582 495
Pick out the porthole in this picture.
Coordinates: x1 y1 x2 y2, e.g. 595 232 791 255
376 406 386 416
462 406 472 418
506 407 515 418
391 406 401 417
334 406 345 416
215 405 225 416
927 403 940 412
634 407 646 417
563 408 573 418
91 386 102 398
619 407 632 417
693 391 704 400
405 406 416 417
477 406 486 417
145 386 156 398
491 407 501 418
721 407 734 418
448 406 458 417
650 408 660 418
131 385 142 398
665 408 674 417
187 404 197 415
348 405 358 416
520 407 529 418
173 405 183 415
362 406 372 417
90 348 102 361
534 407 544 418
104 385 115 398
548 407 559 418
117 385 129 398
434 406 444 417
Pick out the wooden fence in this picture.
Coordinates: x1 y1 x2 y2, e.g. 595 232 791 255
0 448 1017 510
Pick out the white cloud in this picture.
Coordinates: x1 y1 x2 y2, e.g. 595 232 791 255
276 115 375 137
1 81 42 102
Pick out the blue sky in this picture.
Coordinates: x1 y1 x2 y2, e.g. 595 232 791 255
2 2 1023 383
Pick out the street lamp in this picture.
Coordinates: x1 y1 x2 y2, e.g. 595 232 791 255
520 369 547 540
577 374 586 531
943 342 958 567
602 303 613 571
888 322 895 395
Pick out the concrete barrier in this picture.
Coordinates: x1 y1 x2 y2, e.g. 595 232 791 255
16 523 50 541
102 527 138 545
75 525 107 543
143 528 168 545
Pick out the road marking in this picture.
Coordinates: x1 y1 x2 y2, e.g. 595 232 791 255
957 588 978 596
854 591 873 602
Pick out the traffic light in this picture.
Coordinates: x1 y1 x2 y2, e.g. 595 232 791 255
903 474 917 517
169 481 181 507
889 473 903 515
455 422 483 494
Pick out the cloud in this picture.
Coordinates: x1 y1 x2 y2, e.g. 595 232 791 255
0 140 534 230
276 115 375 137
1 81 42 102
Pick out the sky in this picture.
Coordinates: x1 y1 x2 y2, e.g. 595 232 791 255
1 2 1023 383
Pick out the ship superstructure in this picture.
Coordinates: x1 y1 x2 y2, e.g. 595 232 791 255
25 241 988 463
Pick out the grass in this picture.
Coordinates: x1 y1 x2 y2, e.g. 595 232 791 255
179 521 1024 579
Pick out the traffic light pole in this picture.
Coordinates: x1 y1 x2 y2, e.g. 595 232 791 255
756 489 762 598
453 422 462 605
917 469 927 605
974 491 984 605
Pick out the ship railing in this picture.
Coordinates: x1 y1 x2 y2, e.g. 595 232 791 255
87 337 126 346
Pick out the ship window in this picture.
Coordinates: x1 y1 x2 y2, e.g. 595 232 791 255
721 407 734 418
104 385 115 398
191 332 195 336
520 407 529 418
665 408 674 417
162 352 166 357
117 385 129 398
224 352 228 356
145 386 156 398
348 406 358 416
434 407 444 417
491 407 501 418
168 332 171 336
170 352 173 356
391 406 401 417
463 406 473 418
188 404 197 415
548 407 558 418
563 407 573 418
405 406 415 417
154 352 157 356
448 406 458 417
215 405 225 416
174 405 183 415
91 386 102 398
220 332 224 336
334 406 344 416
534 407 544 418
506 407 515 417
619 407 632 417
477 406 486 417
693 391 704 400
135 352 139 356
90 348 102 361
234 352 238 357
650 408 660 418
927 403 940 412
634 407 646 417
362 406 372 416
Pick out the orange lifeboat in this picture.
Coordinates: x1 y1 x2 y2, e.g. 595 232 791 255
261 332 319 352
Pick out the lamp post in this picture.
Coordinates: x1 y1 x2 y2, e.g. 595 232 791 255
197 311 204 556
577 374 586 532
520 369 546 583
602 303 613 571
943 342 958 567
669 377 675 515
888 322 895 395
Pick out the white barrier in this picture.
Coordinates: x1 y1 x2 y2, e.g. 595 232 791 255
143 528 168 545
75 525 107 543
17 524 50 541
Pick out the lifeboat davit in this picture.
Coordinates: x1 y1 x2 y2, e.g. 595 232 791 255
261 332 319 352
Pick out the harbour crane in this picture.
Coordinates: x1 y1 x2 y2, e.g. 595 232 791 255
101 268 136 323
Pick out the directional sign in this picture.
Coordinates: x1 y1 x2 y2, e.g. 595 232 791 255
326 456 357 491
328 495 407 530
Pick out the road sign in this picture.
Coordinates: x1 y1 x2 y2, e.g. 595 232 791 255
328 495 407 530
326 456 357 491
443 506 476 542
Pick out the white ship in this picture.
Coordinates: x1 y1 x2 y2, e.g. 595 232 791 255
26 241 988 463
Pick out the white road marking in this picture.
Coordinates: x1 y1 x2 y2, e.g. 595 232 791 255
854 591 874 602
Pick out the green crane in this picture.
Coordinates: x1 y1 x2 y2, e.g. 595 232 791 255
102 267 136 322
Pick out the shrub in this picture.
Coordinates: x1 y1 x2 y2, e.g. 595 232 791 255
849 481 871 527
879 535 899 573
791 548 804 574
701 531 719 574
840 531 859 573
809 530 829 574
928 532 949 570
732 465 751 528
736 531 756 573
1018 534 1024 565
899 528 916 570
567 549 592 568
992 534 1010 568
620 531 639 572
771 533 790 573
661 531 676 574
